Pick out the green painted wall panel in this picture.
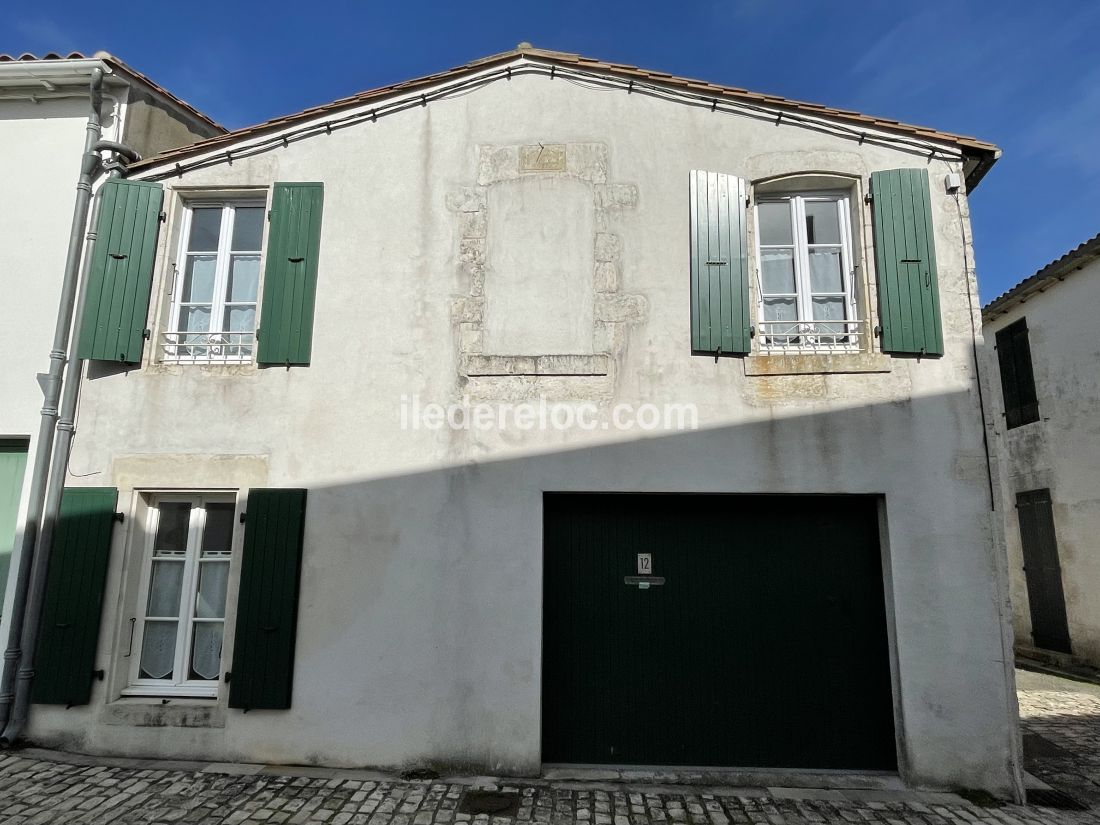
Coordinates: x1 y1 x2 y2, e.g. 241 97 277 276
77 180 164 363
33 487 118 706
257 184 324 366
689 171 750 355
228 488 307 710
0 441 29 619
870 168 943 356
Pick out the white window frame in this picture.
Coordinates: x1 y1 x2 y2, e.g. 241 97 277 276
753 191 860 352
123 493 236 698
164 200 265 363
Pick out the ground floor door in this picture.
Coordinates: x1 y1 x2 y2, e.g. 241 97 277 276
542 493 897 770
1017 488 1072 654
0 439 29 616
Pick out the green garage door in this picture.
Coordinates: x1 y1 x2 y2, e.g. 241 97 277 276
542 493 897 770
0 440 29 617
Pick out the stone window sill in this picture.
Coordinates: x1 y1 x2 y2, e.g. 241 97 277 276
743 351 892 376
463 354 609 377
104 698 225 728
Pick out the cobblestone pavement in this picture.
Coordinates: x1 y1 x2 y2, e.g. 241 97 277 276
1017 667 1100 809
0 668 1098 825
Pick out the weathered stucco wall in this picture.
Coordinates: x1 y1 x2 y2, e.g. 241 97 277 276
24 68 1017 794
984 261 1100 666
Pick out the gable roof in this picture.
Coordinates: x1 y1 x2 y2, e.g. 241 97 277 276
128 45 1000 188
983 231 1100 320
0 51 225 134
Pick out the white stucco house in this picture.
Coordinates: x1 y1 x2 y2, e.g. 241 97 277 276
983 232 1100 671
0 51 223 622
7 46 1024 797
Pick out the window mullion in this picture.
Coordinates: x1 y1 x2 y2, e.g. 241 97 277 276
838 198 857 320
792 197 812 321
211 206 235 335
174 503 204 685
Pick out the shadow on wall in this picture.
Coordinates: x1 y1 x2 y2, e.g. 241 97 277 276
28 388 1013 790
230 389 999 776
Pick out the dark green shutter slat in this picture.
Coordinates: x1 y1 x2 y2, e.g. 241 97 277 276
257 183 324 366
996 318 1039 429
228 488 307 710
77 180 164 363
33 487 118 706
689 170 749 355
870 168 943 356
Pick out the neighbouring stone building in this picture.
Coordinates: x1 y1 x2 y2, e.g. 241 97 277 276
0 51 223 621
984 232 1100 670
10 46 1022 797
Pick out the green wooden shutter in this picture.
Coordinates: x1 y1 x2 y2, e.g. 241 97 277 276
228 488 307 710
257 183 324 366
996 318 1040 429
870 168 943 356
33 487 118 706
689 170 750 355
77 179 164 363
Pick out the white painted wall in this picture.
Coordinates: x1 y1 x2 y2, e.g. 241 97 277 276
0 97 90 623
984 259 1100 666
23 65 1018 795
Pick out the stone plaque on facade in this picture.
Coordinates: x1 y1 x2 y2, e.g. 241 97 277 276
519 143 566 171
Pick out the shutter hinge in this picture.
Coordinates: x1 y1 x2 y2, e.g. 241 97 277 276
158 211 166 223
113 512 125 524
874 325 882 337
224 671 231 683
92 669 105 681
864 193 873 204
749 325 756 338
254 328 260 341
239 511 246 524
267 210 272 221
142 329 151 340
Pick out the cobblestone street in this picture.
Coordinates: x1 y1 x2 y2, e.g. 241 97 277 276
1017 668 1100 810
0 668 1098 825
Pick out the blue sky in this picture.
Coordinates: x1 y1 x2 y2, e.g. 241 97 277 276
8 0 1099 303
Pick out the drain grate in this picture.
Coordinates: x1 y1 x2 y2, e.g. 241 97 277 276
459 790 521 817
1028 788 1089 811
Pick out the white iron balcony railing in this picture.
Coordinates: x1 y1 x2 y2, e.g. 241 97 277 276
756 318 868 354
160 331 254 363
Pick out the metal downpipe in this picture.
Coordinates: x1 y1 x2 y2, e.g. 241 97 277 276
0 67 105 742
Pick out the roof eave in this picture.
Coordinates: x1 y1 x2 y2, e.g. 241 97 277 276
983 232 1100 320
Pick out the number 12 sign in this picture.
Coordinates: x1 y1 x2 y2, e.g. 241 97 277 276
637 553 652 575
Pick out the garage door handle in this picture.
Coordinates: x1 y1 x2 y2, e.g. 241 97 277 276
624 576 665 587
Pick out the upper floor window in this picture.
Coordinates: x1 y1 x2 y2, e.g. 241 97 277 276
125 494 235 697
164 202 264 362
755 192 862 352
995 317 1040 429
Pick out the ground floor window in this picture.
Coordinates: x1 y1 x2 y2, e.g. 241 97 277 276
125 494 235 697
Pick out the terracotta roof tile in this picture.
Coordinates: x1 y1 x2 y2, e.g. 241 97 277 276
128 46 999 185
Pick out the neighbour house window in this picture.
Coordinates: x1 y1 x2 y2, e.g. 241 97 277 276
125 495 235 697
995 318 1040 429
165 202 264 362
754 193 861 352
